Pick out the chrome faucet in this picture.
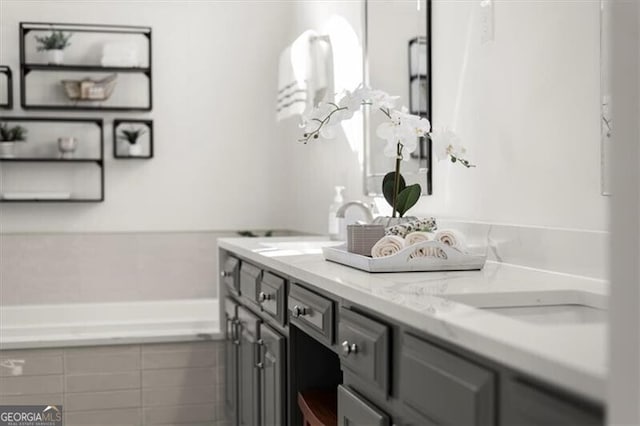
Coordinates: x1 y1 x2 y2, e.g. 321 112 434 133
335 201 375 224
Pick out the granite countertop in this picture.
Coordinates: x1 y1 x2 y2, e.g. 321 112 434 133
218 236 608 402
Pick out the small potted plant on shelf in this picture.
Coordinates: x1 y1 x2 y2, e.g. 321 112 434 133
35 30 72 65
0 122 27 158
118 126 146 157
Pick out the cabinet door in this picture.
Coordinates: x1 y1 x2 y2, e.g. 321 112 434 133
338 308 389 394
399 333 495 426
259 323 286 426
237 306 261 426
338 385 389 426
503 379 602 425
224 298 239 425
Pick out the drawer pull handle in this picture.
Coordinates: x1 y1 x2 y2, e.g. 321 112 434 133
221 271 232 278
258 292 272 302
291 305 307 318
342 340 358 355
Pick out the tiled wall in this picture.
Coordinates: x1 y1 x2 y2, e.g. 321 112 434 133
0 341 227 425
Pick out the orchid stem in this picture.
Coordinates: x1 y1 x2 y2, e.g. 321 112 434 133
392 143 402 218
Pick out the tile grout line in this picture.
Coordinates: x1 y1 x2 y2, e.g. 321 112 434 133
62 349 66 421
139 344 144 426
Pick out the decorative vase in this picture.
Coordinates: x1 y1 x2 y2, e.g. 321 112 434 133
0 142 16 158
46 49 64 65
128 143 143 156
372 216 418 228
58 137 77 159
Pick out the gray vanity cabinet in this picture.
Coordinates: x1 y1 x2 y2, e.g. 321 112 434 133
219 248 604 426
338 385 390 426
258 323 286 426
237 306 261 426
224 298 239 425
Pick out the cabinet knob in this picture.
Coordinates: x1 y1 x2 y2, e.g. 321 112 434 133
291 305 307 318
342 340 358 355
256 362 264 369
221 271 232 278
258 292 271 302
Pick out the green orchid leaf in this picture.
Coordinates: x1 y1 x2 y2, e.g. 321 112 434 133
396 184 421 217
382 171 406 209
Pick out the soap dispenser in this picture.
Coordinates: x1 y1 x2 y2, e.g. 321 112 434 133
328 186 345 240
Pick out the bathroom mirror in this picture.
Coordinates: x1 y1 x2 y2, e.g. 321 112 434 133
363 0 432 197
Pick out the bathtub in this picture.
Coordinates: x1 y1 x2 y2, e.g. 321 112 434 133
0 298 221 350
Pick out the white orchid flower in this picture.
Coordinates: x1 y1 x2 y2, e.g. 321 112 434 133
368 90 400 110
431 128 466 161
376 108 429 160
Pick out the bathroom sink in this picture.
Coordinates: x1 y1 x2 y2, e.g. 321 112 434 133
482 304 605 326
446 289 607 326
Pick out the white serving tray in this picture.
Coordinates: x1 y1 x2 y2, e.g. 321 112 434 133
322 240 486 273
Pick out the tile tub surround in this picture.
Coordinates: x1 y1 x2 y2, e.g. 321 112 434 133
0 231 232 306
0 341 228 425
219 237 608 403
0 230 300 306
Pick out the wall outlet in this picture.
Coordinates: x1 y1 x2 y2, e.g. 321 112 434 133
480 0 494 44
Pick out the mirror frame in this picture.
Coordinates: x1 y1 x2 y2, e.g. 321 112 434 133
362 0 433 197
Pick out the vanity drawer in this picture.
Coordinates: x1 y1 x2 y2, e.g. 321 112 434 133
338 385 389 426
288 283 334 345
240 262 262 305
502 378 602 425
338 308 389 394
221 256 240 295
259 271 286 325
399 333 495 426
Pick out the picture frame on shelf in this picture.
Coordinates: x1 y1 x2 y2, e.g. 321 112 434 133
113 119 153 159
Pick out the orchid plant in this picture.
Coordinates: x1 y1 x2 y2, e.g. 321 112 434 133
299 85 474 218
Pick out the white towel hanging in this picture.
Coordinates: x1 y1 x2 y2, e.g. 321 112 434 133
276 31 334 122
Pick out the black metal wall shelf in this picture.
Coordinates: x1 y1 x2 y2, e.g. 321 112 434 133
113 119 153 159
0 66 13 109
23 64 151 74
0 157 102 164
19 22 152 111
0 116 105 202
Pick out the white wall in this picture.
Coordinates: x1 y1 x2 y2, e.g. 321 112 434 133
0 0 293 233
281 0 608 235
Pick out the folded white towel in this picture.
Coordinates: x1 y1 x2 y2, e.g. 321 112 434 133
408 246 447 260
434 229 467 252
371 235 405 258
404 231 433 246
